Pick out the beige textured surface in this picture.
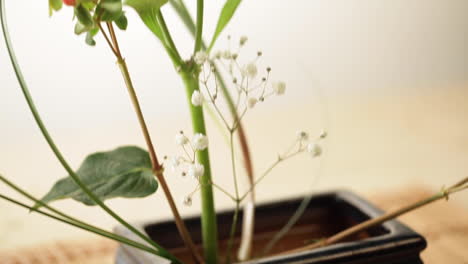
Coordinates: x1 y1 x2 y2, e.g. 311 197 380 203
1 186 467 264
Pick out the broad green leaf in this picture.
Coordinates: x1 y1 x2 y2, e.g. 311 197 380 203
35 146 157 207
74 4 94 31
49 0 62 16
115 13 128 30
96 0 123 21
208 0 242 51
125 0 168 41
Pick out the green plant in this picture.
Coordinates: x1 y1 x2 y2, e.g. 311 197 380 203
1 1 467 264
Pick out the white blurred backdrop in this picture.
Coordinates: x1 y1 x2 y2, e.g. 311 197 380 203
0 0 467 249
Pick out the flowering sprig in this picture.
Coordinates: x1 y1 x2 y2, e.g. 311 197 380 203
239 130 327 202
166 131 211 206
191 36 287 132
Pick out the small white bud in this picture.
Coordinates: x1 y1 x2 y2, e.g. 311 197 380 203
188 163 205 179
194 51 208 65
240 36 248 46
175 133 189 145
183 196 192 206
319 130 328 139
296 131 309 141
191 90 204 106
272 81 286 95
222 50 232 59
170 156 183 168
307 143 322 157
192 133 208 151
214 50 222 59
242 63 258 78
247 97 257 109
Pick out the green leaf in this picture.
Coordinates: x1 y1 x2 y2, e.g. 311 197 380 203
208 0 242 51
74 4 94 31
124 0 168 41
115 13 128 30
35 146 157 207
49 0 62 16
96 0 123 21
85 27 99 46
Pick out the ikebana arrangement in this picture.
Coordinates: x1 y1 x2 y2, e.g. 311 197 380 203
1 0 467 264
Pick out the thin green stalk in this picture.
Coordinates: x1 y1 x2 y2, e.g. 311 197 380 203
229 133 240 199
181 72 218 264
0 4 179 263
0 175 162 256
0 193 161 255
155 11 183 65
225 202 240 264
193 0 204 53
170 0 196 35
224 132 241 263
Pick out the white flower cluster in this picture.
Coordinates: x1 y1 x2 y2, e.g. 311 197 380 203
167 131 211 206
299 130 326 158
277 130 327 160
191 36 287 131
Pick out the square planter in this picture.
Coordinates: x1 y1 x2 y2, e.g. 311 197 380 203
114 190 427 264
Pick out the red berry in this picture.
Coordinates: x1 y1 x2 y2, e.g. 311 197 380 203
63 0 76 6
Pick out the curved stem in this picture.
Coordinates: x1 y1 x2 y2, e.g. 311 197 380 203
0 194 164 255
0 5 179 263
193 0 204 53
0 175 161 256
181 72 218 264
156 11 183 64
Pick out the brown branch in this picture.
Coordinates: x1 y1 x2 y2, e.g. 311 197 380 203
103 22 203 264
277 176 468 256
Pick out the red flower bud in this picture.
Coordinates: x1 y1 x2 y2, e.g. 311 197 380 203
63 0 76 6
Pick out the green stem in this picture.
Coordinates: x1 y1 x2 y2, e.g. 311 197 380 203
181 71 218 264
229 133 240 199
156 11 183 65
0 175 161 256
225 202 240 264
193 0 204 53
0 194 164 255
0 4 179 263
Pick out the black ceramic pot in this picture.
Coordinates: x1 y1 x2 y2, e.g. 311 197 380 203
114 190 427 264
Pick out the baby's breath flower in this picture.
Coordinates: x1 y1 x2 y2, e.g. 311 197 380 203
194 51 208 65
191 90 204 106
242 63 258 78
170 156 183 169
222 50 232 60
175 132 189 145
307 143 322 157
188 163 205 179
319 130 328 139
240 36 248 46
296 131 309 141
214 50 222 59
183 196 192 206
272 81 286 95
247 97 258 109
192 133 208 151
